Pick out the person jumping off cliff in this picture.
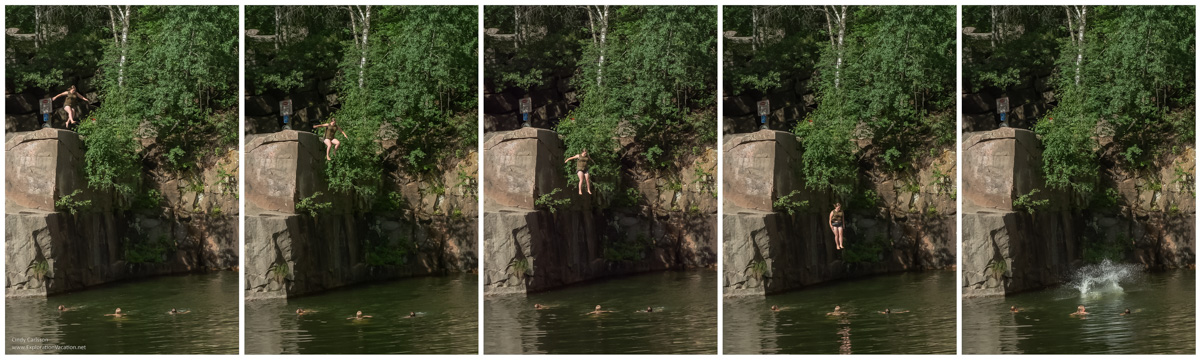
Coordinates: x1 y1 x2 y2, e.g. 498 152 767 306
51 85 89 129
830 203 846 250
565 149 593 195
313 118 350 161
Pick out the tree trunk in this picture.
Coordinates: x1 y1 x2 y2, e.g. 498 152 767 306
274 6 281 50
348 5 371 89
990 6 997 48
1065 6 1086 86
822 5 848 90
107 5 131 88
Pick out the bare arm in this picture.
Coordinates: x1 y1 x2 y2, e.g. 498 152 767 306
340 129 350 139
78 93 90 102
52 91 68 101
313 123 329 128
565 154 579 163
829 211 835 227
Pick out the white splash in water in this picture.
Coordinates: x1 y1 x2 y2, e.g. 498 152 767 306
1067 259 1141 297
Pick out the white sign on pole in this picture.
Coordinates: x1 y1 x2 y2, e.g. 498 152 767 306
757 100 770 117
519 97 532 114
40 98 53 114
996 97 1010 114
280 100 293 116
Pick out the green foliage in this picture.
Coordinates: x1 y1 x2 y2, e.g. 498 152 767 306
843 235 889 264
295 192 333 217
988 259 1008 280
748 259 769 280
269 262 290 284
1091 187 1121 209
772 190 810 215
1083 235 1133 264
1035 103 1100 200
134 189 163 210
124 235 175 264
603 235 653 262
366 241 410 266
373 191 407 212
55 189 92 215
853 189 880 209
29 260 49 280
534 188 572 214
509 258 531 279
1013 189 1050 215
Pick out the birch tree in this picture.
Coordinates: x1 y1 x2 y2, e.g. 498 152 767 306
581 5 610 87
348 5 371 88
106 5 131 87
1065 5 1086 86
818 5 848 89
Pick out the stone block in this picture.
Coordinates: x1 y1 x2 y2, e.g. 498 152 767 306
244 130 328 213
482 128 566 210
6 129 86 212
722 130 802 212
961 128 1042 212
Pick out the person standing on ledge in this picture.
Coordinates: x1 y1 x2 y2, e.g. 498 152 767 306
829 203 846 250
313 118 350 161
51 85 89 129
565 148 593 195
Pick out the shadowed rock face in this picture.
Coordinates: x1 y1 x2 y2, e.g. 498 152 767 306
243 130 477 300
722 130 957 297
6 129 238 298
483 128 717 295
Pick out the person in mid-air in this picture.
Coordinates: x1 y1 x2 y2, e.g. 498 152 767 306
564 149 593 195
313 118 350 161
347 310 373 320
51 85 90 129
829 203 846 250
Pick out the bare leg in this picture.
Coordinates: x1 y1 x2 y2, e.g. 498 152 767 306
324 139 333 161
835 227 844 249
584 173 592 194
577 171 584 195
65 106 76 127
331 139 341 158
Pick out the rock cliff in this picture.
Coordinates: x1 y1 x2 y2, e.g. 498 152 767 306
483 128 716 295
6 129 238 297
723 130 956 296
243 130 477 300
961 128 1194 297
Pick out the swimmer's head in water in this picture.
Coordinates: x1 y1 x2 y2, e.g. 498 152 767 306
646 306 653 312
115 308 122 314
771 305 779 311
356 310 363 317
58 305 66 311
410 312 416 317
595 305 602 311
884 308 890 314
171 308 177 313
1123 308 1131 314
296 308 303 314
834 305 841 312
534 304 542 309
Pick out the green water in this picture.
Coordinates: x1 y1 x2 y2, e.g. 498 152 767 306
963 268 1195 354
245 274 478 354
723 271 957 354
485 270 718 354
5 272 238 354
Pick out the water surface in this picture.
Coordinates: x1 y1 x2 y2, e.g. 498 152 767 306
6 272 238 354
485 270 717 354
963 266 1194 354
245 274 478 354
723 271 956 354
